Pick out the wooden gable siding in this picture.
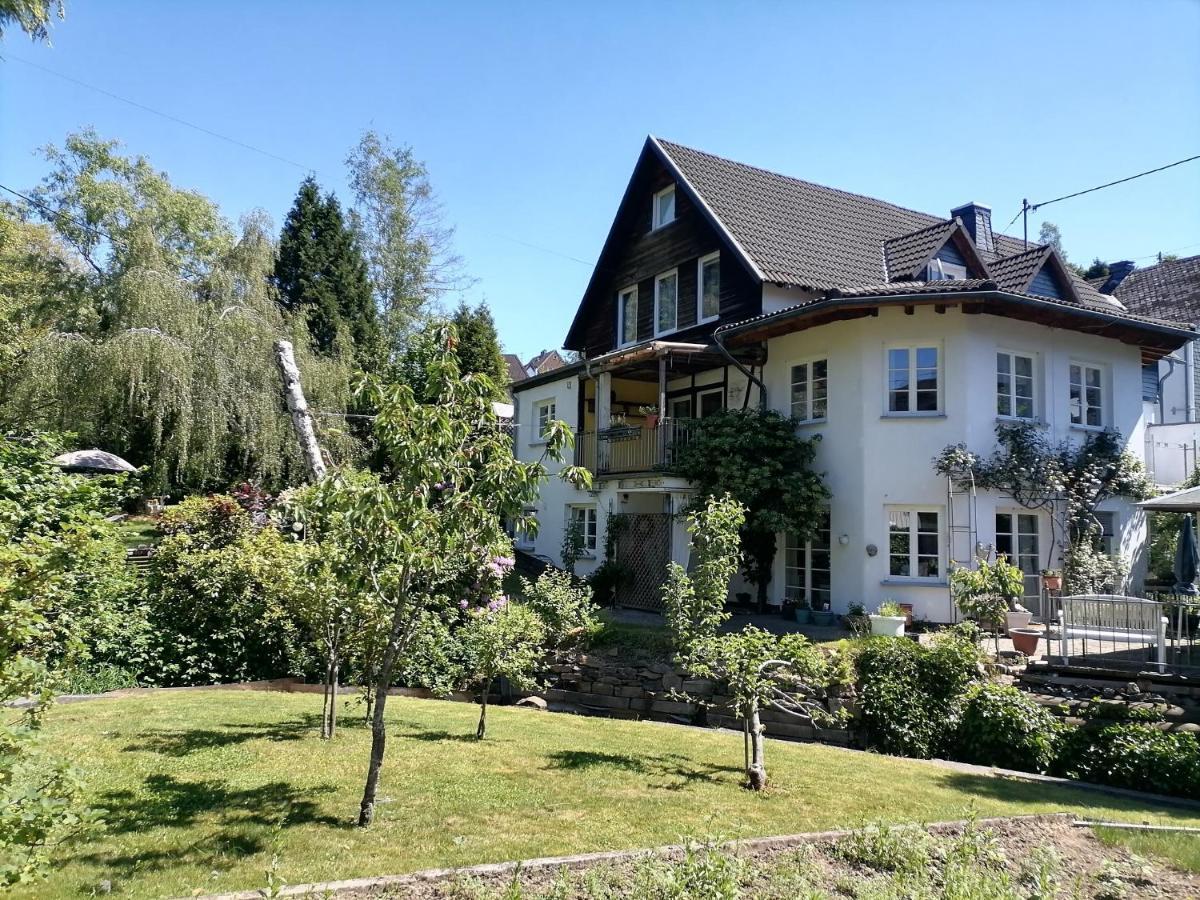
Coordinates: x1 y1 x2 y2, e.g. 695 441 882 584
1030 266 1063 299
935 242 967 267
572 155 760 354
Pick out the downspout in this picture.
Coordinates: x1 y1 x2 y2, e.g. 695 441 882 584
1159 355 1179 424
713 326 768 410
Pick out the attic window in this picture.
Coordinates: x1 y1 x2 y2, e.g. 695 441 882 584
927 259 967 281
652 185 676 229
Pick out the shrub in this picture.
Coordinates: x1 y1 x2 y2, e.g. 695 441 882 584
952 683 1061 773
1055 722 1200 799
520 569 597 648
587 559 634 607
146 495 312 685
855 629 983 758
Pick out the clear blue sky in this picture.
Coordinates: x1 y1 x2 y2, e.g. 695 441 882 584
3 1 1199 361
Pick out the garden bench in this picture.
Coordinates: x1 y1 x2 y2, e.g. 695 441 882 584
1057 594 1167 673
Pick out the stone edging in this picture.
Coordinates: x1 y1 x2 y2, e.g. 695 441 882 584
184 813 1076 899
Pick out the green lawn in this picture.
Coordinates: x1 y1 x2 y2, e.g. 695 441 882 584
115 517 160 550
1094 825 1200 873
24 691 1200 898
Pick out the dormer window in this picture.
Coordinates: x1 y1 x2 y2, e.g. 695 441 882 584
927 258 967 281
652 184 676 229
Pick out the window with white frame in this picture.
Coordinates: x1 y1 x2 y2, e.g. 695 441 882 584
1094 511 1117 556
698 252 720 322
698 387 724 418
927 258 968 281
995 511 1040 601
652 185 676 229
887 346 940 414
534 399 556 442
511 508 537 550
1069 362 1104 427
655 269 679 335
791 359 828 422
996 351 1036 419
888 507 941 578
568 505 598 553
786 508 831 609
617 285 638 346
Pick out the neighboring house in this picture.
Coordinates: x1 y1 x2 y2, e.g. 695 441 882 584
1095 255 1200 486
512 136 1194 621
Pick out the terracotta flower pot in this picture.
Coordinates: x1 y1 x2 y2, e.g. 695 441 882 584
1009 627 1041 656
1041 574 1062 592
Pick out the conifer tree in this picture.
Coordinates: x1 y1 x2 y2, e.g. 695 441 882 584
274 177 378 364
450 301 509 396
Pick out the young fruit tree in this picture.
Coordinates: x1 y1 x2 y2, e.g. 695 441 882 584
459 593 546 739
948 556 1025 657
663 494 832 790
294 324 589 826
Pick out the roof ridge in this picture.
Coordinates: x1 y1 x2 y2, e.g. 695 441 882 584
655 136 1027 246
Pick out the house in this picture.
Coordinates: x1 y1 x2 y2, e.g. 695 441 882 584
1094 255 1200 486
511 137 1195 622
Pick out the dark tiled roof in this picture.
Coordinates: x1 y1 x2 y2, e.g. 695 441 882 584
657 138 1028 288
987 246 1051 293
1113 255 1200 327
883 220 961 280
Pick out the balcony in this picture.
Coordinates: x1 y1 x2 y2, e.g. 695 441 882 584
576 419 696 476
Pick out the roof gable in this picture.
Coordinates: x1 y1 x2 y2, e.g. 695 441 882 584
987 245 1080 303
883 219 990 281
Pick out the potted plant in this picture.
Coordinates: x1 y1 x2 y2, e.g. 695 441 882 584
793 596 812 624
844 602 870 637
869 600 907 637
1005 602 1033 633
811 600 836 626
949 556 1025 656
639 404 660 429
1040 569 1063 592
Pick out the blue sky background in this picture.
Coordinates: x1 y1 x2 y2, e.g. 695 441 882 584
2 1 1199 361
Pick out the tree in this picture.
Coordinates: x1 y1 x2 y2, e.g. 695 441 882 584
948 556 1025 656
1037 221 1086 277
0 0 63 42
1083 258 1110 280
459 597 545 739
671 409 829 609
7 132 358 494
450 301 509 395
345 130 468 350
663 495 830 791
273 177 378 364
293 324 589 826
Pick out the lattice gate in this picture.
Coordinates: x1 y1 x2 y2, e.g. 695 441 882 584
614 512 672 611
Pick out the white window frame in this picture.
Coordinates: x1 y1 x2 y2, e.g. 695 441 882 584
994 509 1041 601
697 387 724 418
996 350 1037 421
785 508 832 610
567 504 598 554
617 284 639 347
652 184 676 230
885 344 942 416
886 506 943 581
533 398 556 444
1069 361 1105 429
654 268 680 336
1094 511 1118 556
697 251 720 324
927 258 968 281
790 357 829 423
513 507 538 551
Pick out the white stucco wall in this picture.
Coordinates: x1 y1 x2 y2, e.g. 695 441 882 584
759 306 1148 622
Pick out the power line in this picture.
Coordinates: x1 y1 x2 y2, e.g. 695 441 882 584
3 54 314 173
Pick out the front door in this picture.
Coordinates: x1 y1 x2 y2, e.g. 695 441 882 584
996 512 1040 613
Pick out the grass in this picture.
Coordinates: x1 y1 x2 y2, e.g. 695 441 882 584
115 517 160 550
589 611 674 656
19 691 1200 899
1093 825 1200 873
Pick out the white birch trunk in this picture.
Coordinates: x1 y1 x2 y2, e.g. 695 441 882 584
274 339 327 482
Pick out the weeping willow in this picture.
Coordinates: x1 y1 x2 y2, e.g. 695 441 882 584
2 135 359 495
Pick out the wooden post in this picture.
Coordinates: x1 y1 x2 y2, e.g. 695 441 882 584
658 354 667 463
274 339 327 482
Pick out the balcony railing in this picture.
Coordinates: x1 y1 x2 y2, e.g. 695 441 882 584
576 419 696 476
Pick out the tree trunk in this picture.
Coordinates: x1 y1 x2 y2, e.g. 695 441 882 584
274 339 327 482
321 662 332 741
476 677 491 740
358 600 414 828
328 657 339 739
747 700 767 791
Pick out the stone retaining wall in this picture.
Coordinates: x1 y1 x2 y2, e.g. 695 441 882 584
541 647 856 746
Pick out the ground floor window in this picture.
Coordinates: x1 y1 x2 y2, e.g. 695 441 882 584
1094 511 1117 556
887 507 940 578
568 505 598 553
786 509 831 608
995 511 1040 600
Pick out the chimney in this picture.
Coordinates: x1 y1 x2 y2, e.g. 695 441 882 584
1100 260 1136 294
950 202 994 254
